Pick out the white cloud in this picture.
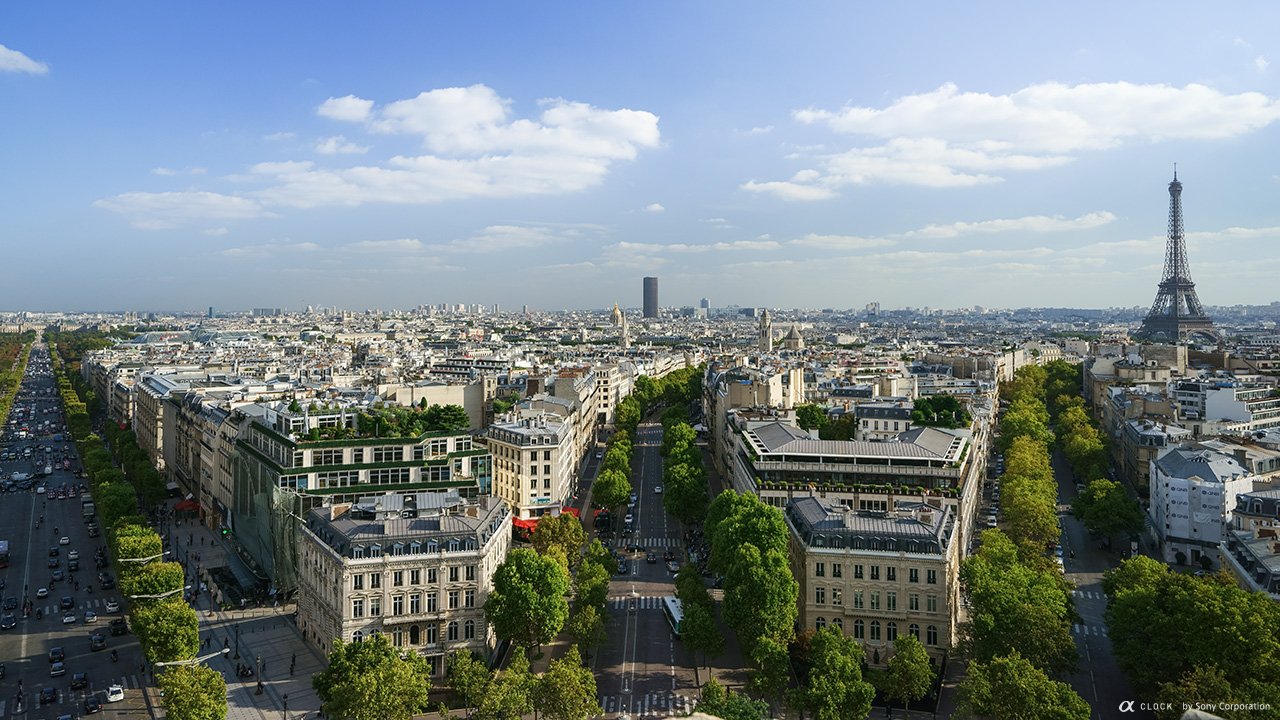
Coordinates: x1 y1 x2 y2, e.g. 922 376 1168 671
436 225 576 254
0 44 49 74
218 239 317 258
315 135 370 155
757 81 1280 196
701 218 727 223
609 239 780 254
343 238 424 252
152 168 177 176
747 126 773 135
318 95 374 123
264 131 295 141
92 191 270 229
1257 56 1270 71
152 166 207 176
902 211 1116 239
643 203 665 212
789 234 896 250
201 227 229 236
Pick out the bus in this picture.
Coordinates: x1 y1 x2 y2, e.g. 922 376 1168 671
0 540 9 568
661 596 683 637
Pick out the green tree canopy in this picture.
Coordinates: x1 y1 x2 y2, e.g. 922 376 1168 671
475 648 536 720
593 467 632 510
955 652 1091 720
538 645 600 720
789 626 875 720
1072 479 1145 545
119 561 184 601
696 676 769 720
706 490 789 574
885 634 933 713
531 512 586 565
158 664 227 720
680 600 725 670
313 634 433 720
484 548 570 650
568 604 607 654
132 599 200 663
795 404 829 431
447 650 492 716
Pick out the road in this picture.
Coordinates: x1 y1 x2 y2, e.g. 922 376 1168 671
0 342 146 717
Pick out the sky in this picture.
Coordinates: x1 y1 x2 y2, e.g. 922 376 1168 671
3 2 1280 314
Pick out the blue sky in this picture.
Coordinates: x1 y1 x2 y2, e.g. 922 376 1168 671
3 2 1280 313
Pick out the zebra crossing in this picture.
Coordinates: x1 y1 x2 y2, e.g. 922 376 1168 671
611 595 667 611
32 595 119 619
1072 623 1106 637
0 675 141 717
1071 590 1103 600
622 537 680 548
600 693 695 717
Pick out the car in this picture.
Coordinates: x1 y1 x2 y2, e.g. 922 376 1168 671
595 450 604 459
90 632 106 650
629 492 638 503
100 575 115 589
61 595 74 609
68 559 79 571
84 610 97 623
0 613 15 630
664 551 675 562
71 672 88 689
39 687 58 705
986 518 998 527
666 561 680 573
106 685 125 702
47 490 55 499
52 569 64 581
87 525 99 537
616 560 627 574
59 536 68 545
50 661 65 676
1054 546 1064 558
1 596 15 610
624 513 633 524
68 549 79 560
105 598 120 613
49 647 65 663
63 612 77 625
49 547 60 557
36 587 49 598
109 618 128 636
646 552 657 564
84 695 103 714
654 485 663 494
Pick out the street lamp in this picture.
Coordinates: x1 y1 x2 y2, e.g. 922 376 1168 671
233 623 240 659
129 585 192 601
283 694 288 720
119 551 171 564
154 647 230 668
255 654 263 695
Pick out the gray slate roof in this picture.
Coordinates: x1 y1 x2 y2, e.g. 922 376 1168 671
1155 447 1250 484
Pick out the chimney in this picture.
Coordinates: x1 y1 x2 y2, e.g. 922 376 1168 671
330 503 351 520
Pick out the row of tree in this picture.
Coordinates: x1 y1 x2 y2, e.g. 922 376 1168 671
660 415 711 526
1103 556 1280 719
993 365 1064 560
0 333 35 427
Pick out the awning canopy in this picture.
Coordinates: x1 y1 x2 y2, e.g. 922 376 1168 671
561 507 580 518
174 499 200 511
512 517 538 530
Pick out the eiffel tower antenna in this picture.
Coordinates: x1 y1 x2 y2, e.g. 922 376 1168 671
1135 171 1217 342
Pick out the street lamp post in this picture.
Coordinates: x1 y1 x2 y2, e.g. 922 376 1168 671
129 585 192 602
119 551 171 565
283 694 288 720
233 623 241 659
154 647 231 668
255 654 263 695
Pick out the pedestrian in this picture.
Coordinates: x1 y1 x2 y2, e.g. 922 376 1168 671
201 536 205 546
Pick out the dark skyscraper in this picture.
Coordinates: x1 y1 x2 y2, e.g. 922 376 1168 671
643 277 659 318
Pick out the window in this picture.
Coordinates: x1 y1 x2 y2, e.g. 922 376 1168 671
393 596 404 615
352 575 364 590
464 619 475 640
531 464 538 476
428 569 437 584
815 588 825 605
853 590 864 609
392 628 403 646
927 569 937 584
393 571 404 587
870 620 881 641
926 625 938 646
543 478 550 489
352 631 363 643
427 593 438 613
870 566 880 581
870 592 881 610
371 545 382 558
465 589 475 608
426 624 438 645
909 623 920 640
815 562 825 577
449 567 459 583
854 619 865 639
831 589 842 606
370 573 381 589
832 617 843 634
544 450 551 461
427 542 439 555
449 591 459 609
816 617 826 630
352 599 364 618
887 592 897 612
448 540 460 553
886 566 896 582
447 621 459 642
409 594 421 614
927 595 937 613
887 621 897 641
909 593 919 611
832 563 842 578
909 568 919 583
352 449 364 463
466 565 476 581
854 564 864 579
370 597 382 616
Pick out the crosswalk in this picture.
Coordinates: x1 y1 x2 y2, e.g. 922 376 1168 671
600 693 695 717
1072 624 1106 637
610 595 668 611
30 595 120 619
0 675 141 717
1071 590 1103 600
618 537 680 548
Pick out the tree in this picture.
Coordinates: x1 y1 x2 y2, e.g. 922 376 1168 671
447 650 492 716
885 634 933 714
157 664 227 720
113 525 163 560
573 557 611 608
538 645 600 720
955 652 1090 720
746 636 790 704
313 635 432 720
706 490 789 574
476 648 536 720
120 561 184 600
424 404 471 432
1151 665 1245 720
723 545 797 654
568 604 606 655
593 468 632 511
697 676 770 720
662 461 709 526
1072 479 1144 546
796 404 829 432
681 601 725 671
531 512 586 564
790 626 875 720
484 548 570 651
131 599 200 663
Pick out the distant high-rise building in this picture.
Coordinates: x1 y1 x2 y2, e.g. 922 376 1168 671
643 277 659 318
700 297 709 309
208 306 215 319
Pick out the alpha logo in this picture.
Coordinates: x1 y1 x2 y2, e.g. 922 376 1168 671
1119 701 1136 713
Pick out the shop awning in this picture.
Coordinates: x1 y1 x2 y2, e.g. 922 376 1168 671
512 517 538 530
174 499 200 511
561 507 580 518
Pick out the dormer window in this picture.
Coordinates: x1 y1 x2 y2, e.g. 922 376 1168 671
427 541 438 553
448 539 460 552
392 543 405 556
464 539 476 551
409 541 421 554
370 544 382 557
352 545 365 559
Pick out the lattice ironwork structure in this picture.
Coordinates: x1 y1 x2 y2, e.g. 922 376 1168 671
1136 173 1217 342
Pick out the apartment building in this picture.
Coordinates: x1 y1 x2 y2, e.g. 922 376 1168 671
1220 488 1280 601
785 497 958 666
1150 446 1256 566
854 400 914 441
298 491 511 675
485 413 574 520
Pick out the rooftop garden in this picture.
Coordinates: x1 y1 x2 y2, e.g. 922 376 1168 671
288 399 470 441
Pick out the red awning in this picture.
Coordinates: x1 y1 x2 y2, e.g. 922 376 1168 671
511 517 538 530
561 507 580 518
174 499 200 511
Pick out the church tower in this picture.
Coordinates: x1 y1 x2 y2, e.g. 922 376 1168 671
759 309 773 352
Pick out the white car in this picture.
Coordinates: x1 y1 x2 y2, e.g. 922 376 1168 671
654 485 663 494
105 598 120 613
36 588 49 598
59 536 70 546
106 685 125 702
62 612 77 624
68 550 79 560
84 610 97 623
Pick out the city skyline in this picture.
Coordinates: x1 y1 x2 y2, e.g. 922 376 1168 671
4 3 1280 312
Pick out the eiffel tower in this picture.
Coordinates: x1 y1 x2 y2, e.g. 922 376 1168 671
1135 171 1217 342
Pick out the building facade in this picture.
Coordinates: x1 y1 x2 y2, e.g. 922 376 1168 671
643 277 659 318
1150 446 1256 565
485 413 575 519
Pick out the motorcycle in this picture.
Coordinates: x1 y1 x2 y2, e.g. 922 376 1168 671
35 609 41 620
110 650 118 662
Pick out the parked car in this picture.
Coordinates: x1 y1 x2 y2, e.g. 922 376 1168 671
106 685 124 703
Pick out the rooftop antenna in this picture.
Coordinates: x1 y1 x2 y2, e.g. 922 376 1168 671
1173 162 1177 181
